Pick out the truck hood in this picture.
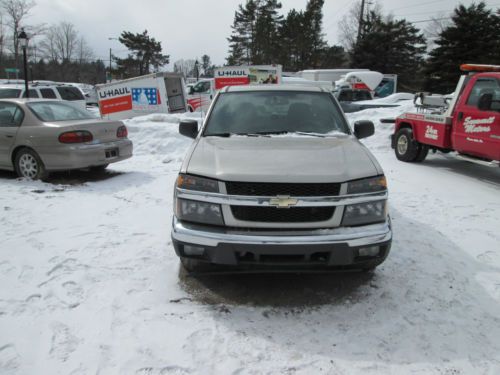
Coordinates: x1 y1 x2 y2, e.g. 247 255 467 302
185 136 382 183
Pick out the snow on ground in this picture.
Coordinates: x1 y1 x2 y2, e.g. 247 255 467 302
1 105 500 374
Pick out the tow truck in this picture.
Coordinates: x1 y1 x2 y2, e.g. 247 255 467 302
392 64 500 167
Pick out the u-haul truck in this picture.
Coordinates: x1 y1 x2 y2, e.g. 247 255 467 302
187 65 282 112
96 72 187 120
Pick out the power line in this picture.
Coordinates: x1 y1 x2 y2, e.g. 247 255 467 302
391 0 449 12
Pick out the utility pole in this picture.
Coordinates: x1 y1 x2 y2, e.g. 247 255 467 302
356 0 366 44
109 48 112 83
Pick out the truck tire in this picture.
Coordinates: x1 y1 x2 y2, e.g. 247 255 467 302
394 128 420 162
14 148 48 180
415 145 429 162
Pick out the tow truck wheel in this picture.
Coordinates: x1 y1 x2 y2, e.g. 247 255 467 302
415 145 429 162
395 128 420 162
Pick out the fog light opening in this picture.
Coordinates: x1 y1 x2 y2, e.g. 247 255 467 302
358 246 380 257
183 245 205 256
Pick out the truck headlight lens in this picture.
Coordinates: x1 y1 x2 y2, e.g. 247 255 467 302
347 176 387 194
342 200 387 226
176 198 224 225
176 174 219 193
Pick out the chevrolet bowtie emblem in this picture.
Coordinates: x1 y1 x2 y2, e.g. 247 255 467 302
269 196 298 208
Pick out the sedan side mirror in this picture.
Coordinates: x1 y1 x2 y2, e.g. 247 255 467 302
354 120 375 139
179 120 199 139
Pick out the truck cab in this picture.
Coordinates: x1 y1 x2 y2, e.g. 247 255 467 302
393 64 500 166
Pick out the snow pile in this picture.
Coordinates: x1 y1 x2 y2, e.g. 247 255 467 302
1 104 500 374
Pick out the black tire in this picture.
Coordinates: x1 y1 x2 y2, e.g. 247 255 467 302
14 148 48 180
415 145 429 162
394 128 420 162
89 164 109 172
180 257 205 273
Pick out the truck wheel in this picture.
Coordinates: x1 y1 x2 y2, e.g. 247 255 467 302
415 145 429 162
180 257 205 273
14 148 48 180
395 128 419 162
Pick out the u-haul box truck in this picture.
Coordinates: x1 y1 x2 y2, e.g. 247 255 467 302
96 72 187 120
187 65 282 113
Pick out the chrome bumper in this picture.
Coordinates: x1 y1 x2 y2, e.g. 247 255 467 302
171 217 392 248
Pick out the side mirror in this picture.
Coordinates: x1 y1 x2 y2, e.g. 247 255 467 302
188 87 194 95
179 120 199 139
478 93 493 111
354 120 374 139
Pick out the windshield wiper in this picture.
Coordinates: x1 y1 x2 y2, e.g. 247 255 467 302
294 131 330 138
204 132 233 137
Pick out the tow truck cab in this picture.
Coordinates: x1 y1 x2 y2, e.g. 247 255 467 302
392 64 500 166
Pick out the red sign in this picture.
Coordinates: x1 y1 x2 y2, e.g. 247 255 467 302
215 77 250 90
100 95 132 115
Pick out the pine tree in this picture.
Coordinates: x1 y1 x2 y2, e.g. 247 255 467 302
424 2 500 93
254 0 283 64
303 0 327 68
350 13 427 90
226 1 258 65
115 30 169 77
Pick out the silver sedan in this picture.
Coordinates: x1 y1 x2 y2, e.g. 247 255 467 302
0 99 133 179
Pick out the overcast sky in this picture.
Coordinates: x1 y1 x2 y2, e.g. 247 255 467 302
27 0 500 67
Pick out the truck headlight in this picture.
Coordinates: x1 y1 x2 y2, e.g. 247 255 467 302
176 174 219 193
342 200 387 226
176 198 224 225
347 176 387 194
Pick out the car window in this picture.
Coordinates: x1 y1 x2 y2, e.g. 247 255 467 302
27 101 94 122
56 86 85 101
204 91 350 135
466 78 500 110
191 81 211 94
22 89 40 98
0 102 24 127
40 88 57 99
0 88 21 98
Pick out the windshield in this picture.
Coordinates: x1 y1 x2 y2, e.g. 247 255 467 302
204 91 350 136
27 101 94 122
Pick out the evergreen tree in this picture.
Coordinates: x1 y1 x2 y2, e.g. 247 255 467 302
115 30 169 77
303 0 327 68
424 2 500 93
278 9 306 70
226 1 258 65
254 0 283 64
350 13 427 90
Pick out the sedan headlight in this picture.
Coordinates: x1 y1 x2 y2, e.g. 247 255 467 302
176 198 224 225
347 176 387 195
176 174 219 193
342 200 387 226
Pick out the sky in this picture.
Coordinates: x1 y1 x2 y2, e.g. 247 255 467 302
25 0 500 68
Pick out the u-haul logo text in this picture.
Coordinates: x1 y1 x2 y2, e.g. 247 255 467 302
99 87 131 99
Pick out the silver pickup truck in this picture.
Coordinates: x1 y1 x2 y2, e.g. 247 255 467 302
172 85 391 272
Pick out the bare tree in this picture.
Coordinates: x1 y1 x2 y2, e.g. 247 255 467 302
338 0 382 52
39 22 88 62
423 15 451 51
76 37 93 64
1 0 35 64
173 58 197 77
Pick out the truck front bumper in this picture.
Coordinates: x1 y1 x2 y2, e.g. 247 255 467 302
171 217 392 268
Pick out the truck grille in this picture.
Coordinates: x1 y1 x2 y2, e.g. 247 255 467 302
225 182 341 197
231 206 335 223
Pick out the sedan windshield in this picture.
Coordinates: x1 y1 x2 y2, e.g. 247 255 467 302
204 91 350 136
27 101 94 122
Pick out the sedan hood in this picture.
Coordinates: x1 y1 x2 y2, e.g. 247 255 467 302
186 136 381 183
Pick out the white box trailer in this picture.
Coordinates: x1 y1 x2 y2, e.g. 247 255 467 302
298 69 369 84
187 65 283 113
96 72 187 120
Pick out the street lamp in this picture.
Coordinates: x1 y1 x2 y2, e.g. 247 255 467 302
18 28 29 98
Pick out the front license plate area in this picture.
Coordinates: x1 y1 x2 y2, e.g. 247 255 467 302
105 148 118 159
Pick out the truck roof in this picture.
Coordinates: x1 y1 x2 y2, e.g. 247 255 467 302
224 84 324 93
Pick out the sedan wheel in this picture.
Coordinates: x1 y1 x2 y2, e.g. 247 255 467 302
14 149 47 180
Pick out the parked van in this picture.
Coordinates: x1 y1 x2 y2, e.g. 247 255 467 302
0 84 87 109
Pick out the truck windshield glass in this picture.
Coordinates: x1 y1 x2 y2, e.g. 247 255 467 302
204 91 350 136
27 102 94 122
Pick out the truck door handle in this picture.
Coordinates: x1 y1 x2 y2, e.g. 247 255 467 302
458 112 463 120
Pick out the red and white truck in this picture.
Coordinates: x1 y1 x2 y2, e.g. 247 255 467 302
392 64 500 166
187 65 282 112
